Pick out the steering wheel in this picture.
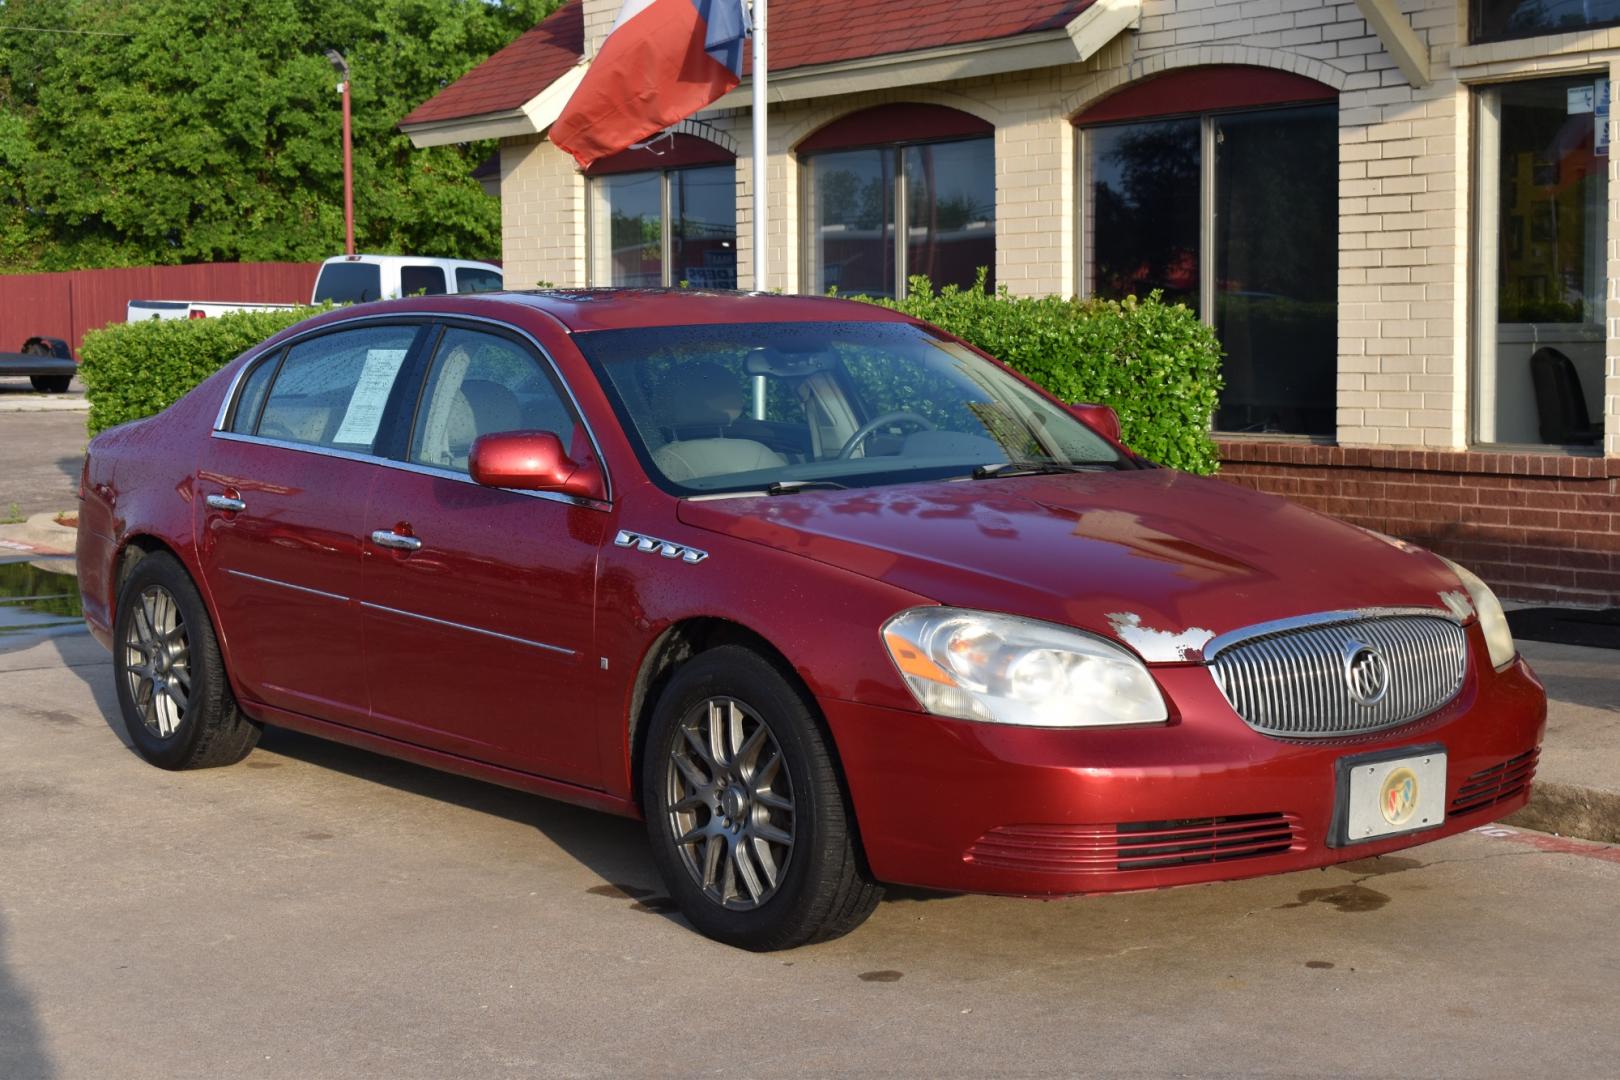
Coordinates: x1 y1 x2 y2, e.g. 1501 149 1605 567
837 411 936 460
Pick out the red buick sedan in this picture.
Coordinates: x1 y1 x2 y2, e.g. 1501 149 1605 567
77 291 1545 950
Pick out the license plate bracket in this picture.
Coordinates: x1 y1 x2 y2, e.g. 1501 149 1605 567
1327 743 1447 848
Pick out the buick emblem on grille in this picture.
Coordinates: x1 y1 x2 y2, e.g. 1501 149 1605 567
1342 640 1391 706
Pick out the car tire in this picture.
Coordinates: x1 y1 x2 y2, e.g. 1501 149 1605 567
30 375 71 394
642 645 882 950
114 551 260 770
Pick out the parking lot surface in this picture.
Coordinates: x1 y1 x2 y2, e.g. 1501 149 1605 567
2 606 1618 1080
0 403 86 519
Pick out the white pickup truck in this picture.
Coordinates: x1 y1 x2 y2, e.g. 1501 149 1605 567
125 254 504 323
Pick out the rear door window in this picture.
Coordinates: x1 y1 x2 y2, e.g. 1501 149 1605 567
312 262 383 304
254 325 421 454
400 265 448 297
227 351 281 434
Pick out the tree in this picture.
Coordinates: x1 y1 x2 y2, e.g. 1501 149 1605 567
0 0 560 269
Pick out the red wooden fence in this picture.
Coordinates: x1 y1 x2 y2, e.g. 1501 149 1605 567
0 262 320 354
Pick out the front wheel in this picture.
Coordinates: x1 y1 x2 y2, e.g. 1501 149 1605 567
113 551 260 769
30 375 71 394
643 646 882 950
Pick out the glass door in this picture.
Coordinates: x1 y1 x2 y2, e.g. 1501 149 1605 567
1474 76 1608 447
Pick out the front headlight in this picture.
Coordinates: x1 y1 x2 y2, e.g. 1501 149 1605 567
880 607 1168 728
1439 556 1517 669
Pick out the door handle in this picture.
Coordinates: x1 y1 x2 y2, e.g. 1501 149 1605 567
370 529 423 552
206 494 247 513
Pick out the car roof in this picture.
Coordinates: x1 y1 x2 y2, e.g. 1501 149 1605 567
452 288 917 334
318 254 503 272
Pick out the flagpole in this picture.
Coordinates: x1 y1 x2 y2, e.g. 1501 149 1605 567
750 0 769 418
751 0 767 293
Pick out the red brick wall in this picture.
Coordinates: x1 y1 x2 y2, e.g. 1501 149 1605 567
1217 440 1620 608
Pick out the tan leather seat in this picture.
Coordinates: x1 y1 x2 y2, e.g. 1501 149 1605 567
654 438 786 482
652 362 787 481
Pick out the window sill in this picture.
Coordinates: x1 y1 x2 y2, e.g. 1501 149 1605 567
1450 27 1620 71
1212 431 1337 445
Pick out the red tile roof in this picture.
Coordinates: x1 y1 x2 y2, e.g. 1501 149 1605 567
400 0 585 127
756 0 1087 74
402 0 1094 128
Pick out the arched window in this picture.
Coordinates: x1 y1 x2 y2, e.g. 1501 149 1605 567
587 134 737 288
1076 67 1338 437
798 104 995 299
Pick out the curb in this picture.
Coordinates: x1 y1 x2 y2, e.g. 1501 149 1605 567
0 512 76 558
0 393 89 413
1507 782 1620 845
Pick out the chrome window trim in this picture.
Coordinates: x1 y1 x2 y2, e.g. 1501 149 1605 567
223 568 349 603
1200 607 1466 664
209 431 609 512
208 309 614 505
359 600 575 656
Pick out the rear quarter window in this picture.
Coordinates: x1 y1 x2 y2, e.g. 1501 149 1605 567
400 265 448 297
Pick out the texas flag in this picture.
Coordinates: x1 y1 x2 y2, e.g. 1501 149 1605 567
550 0 751 169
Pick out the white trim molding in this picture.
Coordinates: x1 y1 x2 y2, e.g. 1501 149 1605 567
715 0 1140 108
403 62 588 148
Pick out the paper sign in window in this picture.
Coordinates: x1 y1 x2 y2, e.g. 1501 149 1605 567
332 349 408 445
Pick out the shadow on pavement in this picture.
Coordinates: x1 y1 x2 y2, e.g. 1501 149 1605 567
0 915 55 1080
55 619 951 923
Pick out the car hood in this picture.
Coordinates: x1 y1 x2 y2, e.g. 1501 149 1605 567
675 470 1468 661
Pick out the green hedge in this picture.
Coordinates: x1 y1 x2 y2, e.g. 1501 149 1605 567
81 307 325 435
858 274 1225 474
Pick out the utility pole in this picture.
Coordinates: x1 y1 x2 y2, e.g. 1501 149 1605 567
325 49 355 256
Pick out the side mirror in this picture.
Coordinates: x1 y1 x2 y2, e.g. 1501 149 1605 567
1069 402 1121 444
468 431 604 501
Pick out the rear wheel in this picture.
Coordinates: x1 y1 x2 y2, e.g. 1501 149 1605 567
114 551 259 769
29 375 71 394
643 646 882 950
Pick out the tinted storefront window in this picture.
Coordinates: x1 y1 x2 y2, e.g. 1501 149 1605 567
1213 105 1338 436
1474 76 1608 446
805 138 994 299
590 166 736 289
805 148 897 298
1087 118 1201 308
1473 0 1620 42
905 141 996 296
672 166 739 289
1084 104 1337 436
593 171 664 287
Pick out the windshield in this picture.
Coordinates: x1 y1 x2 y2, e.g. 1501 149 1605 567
575 321 1126 495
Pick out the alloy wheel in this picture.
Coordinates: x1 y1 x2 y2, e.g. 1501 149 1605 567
122 584 191 738
665 696 796 910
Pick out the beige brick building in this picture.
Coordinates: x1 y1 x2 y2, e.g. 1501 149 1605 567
403 0 1620 606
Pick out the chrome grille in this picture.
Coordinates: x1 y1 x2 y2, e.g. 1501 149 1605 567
1209 615 1467 739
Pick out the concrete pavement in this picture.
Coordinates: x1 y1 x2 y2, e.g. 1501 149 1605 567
1505 641 1620 843
0 407 86 520
0 378 89 414
2 625 1618 1079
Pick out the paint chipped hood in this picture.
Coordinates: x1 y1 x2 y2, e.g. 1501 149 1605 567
675 469 1467 662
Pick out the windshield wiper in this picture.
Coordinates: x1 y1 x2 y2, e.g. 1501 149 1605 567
971 461 1124 480
765 479 849 496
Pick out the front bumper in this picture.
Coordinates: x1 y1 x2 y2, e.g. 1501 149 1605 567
822 631 1546 896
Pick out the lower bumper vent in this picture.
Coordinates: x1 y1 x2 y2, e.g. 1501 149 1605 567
965 813 1303 875
1450 748 1539 816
